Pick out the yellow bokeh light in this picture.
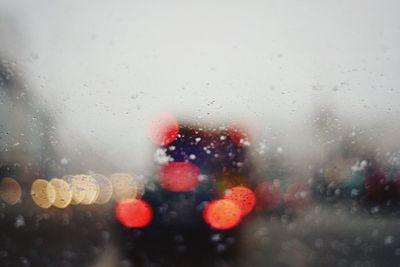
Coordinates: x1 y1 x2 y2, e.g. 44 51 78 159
92 173 113 204
0 177 22 205
31 179 56 208
62 175 84 205
50 178 72 208
71 174 99 205
110 173 137 201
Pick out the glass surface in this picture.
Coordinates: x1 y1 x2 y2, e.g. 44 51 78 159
0 1 400 266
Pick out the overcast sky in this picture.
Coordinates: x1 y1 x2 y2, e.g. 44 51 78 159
1 0 400 172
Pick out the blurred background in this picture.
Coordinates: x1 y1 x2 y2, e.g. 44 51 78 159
0 0 400 267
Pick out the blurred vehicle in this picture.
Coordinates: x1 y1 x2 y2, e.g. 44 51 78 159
116 119 259 266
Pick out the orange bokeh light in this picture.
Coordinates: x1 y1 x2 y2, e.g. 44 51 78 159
148 112 179 146
159 162 200 192
224 186 256 216
203 199 242 230
115 199 153 228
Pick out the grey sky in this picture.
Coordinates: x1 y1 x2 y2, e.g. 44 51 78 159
1 0 399 171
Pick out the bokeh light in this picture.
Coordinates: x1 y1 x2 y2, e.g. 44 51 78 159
70 175 99 205
255 180 281 211
92 174 113 204
215 175 249 196
62 175 85 205
110 173 138 201
115 199 153 228
148 112 179 146
31 179 56 208
283 181 311 210
0 177 22 205
224 186 256 216
203 199 242 230
159 162 200 192
49 178 72 208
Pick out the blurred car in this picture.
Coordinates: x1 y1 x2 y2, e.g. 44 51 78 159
115 120 258 266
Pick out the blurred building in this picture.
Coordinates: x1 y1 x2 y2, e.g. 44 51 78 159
0 58 58 184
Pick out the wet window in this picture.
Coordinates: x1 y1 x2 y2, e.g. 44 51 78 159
1 1 400 267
